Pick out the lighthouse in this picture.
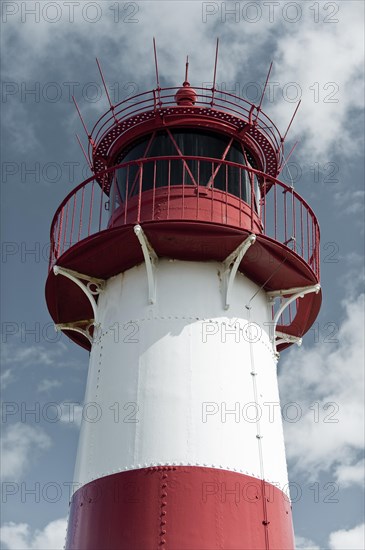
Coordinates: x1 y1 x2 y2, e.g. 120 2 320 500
45 42 321 549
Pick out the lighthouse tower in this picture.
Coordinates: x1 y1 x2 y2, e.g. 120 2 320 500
46 43 321 549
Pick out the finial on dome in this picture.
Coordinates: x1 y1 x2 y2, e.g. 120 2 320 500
175 56 197 106
184 55 189 85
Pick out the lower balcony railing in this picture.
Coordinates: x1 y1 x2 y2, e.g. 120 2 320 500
49 156 320 280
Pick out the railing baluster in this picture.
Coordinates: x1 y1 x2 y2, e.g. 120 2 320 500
152 160 156 220
300 203 304 260
182 160 185 219
62 201 69 254
70 193 76 247
57 208 64 260
292 187 296 252
196 160 200 219
124 166 129 225
225 164 229 225
88 181 94 236
137 163 142 222
49 230 55 271
167 160 171 219
311 218 315 270
52 217 59 265
317 224 320 278
274 183 277 240
284 189 287 244
98 177 104 232
239 167 242 228
250 170 254 231
78 186 85 241
307 210 310 264
210 162 214 222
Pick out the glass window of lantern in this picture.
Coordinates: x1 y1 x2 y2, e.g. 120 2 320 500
114 129 261 211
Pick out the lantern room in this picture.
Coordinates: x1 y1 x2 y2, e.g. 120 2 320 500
45 43 321 353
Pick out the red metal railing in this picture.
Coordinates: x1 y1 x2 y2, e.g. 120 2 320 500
88 87 285 171
48 157 320 285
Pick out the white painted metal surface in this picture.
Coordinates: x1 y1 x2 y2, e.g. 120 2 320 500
73 259 289 490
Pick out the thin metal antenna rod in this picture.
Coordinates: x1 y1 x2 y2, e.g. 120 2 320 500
72 96 92 143
211 37 219 106
247 255 288 306
185 56 189 83
285 140 299 165
153 37 162 107
96 57 117 123
277 140 299 177
255 61 273 123
153 37 160 89
76 134 93 172
282 100 301 143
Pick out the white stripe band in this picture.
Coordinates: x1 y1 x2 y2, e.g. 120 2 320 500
73 260 289 489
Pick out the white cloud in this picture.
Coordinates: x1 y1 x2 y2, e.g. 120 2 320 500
279 292 365 485
1 344 60 368
338 254 365 300
1 1 363 161
334 458 365 488
0 423 51 480
1 341 80 370
270 1 364 160
334 190 365 215
0 99 40 155
295 535 320 550
59 402 83 429
0 517 67 550
0 369 16 390
329 523 365 550
37 379 62 393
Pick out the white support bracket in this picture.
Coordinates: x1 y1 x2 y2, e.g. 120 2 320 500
222 234 256 310
55 319 95 344
267 284 321 300
275 331 302 348
267 283 320 352
53 265 105 325
134 224 158 305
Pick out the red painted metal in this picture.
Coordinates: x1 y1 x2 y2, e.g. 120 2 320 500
62 202 69 255
46 150 320 348
254 61 273 124
277 140 298 177
78 186 85 242
70 193 76 247
95 57 117 123
208 137 234 188
282 100 301 144
66 467 294 550
211 38 219 106
87 87 284 180
72 96 92 145
174 82 198 106
153 37 162 108
87 181 94 237
47 157 320 280
45 220 321 352
76 134 93 172
165 129 198 185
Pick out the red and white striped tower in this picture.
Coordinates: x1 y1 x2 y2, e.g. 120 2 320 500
46 42 321 549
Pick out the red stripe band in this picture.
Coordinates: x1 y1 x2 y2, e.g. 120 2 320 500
66 466 294 549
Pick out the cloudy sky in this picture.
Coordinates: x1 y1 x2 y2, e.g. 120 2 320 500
1 1 364 548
